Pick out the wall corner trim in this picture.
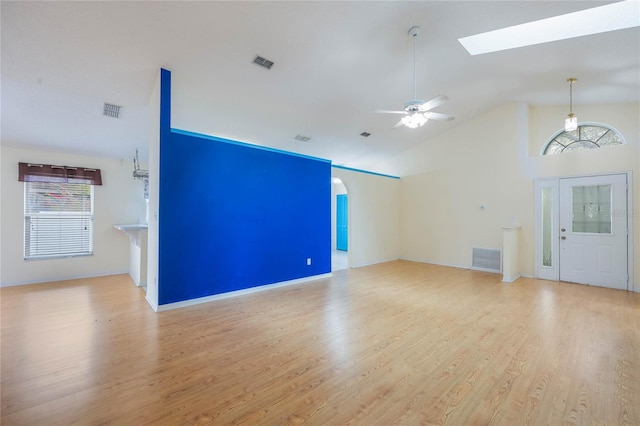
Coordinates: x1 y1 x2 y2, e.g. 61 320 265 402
331 164 400 180
145 294 159 312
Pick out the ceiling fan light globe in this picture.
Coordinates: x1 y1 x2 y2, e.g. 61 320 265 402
402 112 428 128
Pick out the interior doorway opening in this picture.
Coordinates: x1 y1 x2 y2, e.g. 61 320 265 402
331 177 349 271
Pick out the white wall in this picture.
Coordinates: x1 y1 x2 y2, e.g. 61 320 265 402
4 100 635 294
529 103 639 290
0 146 147 286
331 168 400 268
383 101 639 290
394 104 532 272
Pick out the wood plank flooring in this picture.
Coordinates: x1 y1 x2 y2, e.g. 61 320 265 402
2 260 639 425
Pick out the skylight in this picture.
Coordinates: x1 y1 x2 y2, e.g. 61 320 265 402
458 0 640 55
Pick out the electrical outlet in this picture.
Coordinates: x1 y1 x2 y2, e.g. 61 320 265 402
307 258 312 266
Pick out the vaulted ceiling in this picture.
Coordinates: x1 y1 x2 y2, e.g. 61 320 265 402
2 1 638 173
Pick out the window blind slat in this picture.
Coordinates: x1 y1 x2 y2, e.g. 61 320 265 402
24 182 94 259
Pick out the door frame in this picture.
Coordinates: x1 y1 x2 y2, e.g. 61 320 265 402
331 176 351 270
534 171 633 290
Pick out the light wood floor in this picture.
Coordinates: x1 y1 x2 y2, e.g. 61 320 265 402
2 261 639 425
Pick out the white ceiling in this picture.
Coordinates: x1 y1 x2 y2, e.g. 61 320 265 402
2 1 638 174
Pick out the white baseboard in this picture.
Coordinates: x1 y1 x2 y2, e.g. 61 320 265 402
399 257 470 271
0 270 129 287
349 256 400 269
401 257 537 281
156 272 333 312
472 267 502 275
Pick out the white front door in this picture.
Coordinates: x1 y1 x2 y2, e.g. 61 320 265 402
559 174 628 290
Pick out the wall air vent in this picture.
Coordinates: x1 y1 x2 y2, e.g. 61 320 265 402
252 55 274 70
471 247 502 273
294 135 311 142
103 103 122 119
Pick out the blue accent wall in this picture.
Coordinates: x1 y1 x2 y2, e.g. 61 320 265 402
157 69 331 305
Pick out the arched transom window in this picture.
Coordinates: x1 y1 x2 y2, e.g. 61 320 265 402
542 124 625 155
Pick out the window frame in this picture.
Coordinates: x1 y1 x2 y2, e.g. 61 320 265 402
23 181 95 260
540 122 625 155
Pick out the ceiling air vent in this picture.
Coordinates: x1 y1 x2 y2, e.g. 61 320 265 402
252 55 274 70
360 132 371 137
103 103 122 119
294 135 311 142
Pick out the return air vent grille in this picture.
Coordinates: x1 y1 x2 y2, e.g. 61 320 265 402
103 103 122 119
471 247 502 273
252 55 274 70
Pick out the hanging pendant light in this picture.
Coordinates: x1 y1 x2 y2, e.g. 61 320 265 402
565 77 578 131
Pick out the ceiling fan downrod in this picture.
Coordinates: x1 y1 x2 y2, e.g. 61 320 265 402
408 26 420 101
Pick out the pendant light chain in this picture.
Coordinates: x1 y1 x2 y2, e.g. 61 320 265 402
567 77 577 114
565 77 578 131
569 79 573 114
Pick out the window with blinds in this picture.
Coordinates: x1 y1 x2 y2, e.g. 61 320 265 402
24 182 94 259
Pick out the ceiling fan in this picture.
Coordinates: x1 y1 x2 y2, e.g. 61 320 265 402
376 26 455 129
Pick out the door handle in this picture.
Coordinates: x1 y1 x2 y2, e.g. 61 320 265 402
561 228 566 232
561 236 566 240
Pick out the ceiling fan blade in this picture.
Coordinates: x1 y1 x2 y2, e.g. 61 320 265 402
423 112 455 121
393 119 405 129
418 95 449 112
375 109 407 115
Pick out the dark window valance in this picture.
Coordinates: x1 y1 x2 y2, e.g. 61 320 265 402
18 162 103 185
